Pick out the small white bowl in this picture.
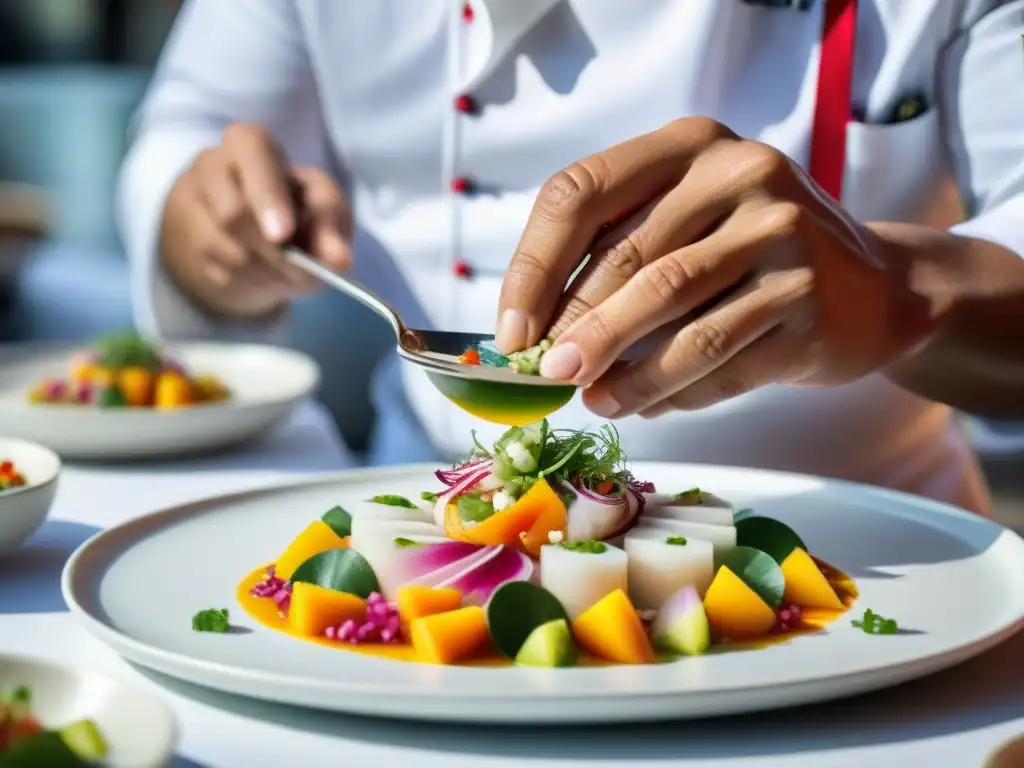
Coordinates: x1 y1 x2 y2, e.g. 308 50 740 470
0 653 177 767
0 437 61 552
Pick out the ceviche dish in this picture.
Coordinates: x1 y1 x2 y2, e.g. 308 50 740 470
217 421 891 669
0 686 108 767
28 331 229 409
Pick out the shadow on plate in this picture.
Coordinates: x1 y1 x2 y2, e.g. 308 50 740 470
129 631 1023 762
171 757 214 768
0 520 100 614
751 487 1008 579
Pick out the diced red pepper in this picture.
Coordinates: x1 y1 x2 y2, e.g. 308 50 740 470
595 480 615 495
458 348 481 366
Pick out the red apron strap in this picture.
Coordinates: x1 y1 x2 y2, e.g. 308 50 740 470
809 0 858 201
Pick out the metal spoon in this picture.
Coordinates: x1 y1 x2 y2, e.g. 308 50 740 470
283 248 577 423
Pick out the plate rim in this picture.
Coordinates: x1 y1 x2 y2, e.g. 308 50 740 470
61 462 1024 718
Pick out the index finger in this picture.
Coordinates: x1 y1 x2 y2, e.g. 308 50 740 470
223 124 295 244
495 117 733 353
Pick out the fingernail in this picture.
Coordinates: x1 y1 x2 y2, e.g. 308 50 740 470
539 342 582 381
496 310 528 353
584 388 621 418
261 210 288 242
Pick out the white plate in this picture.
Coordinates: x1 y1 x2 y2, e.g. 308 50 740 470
0 653 177 767
0 437 60 552
61 464 1024 724
0 343 319 460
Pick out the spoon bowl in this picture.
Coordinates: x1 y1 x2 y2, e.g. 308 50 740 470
284 248 579 423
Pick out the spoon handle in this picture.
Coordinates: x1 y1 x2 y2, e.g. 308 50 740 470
283 247 406 339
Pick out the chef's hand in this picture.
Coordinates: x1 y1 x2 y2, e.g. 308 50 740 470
496 117 943 418
161 123 352 319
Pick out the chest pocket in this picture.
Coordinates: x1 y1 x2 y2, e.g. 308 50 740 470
842 109 956 224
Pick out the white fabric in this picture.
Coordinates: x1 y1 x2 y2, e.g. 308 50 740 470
118 0 1024 515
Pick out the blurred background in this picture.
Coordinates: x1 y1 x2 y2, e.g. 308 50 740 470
0 0 1020 529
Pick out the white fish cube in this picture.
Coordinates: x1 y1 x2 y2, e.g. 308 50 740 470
540 543 628 619
624 531 715 609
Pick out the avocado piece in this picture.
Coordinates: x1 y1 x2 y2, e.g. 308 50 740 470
97 384 128 409
0 730 89 767
59 719 108 762
514 618 576 667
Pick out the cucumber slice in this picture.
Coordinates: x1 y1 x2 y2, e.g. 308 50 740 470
59 719 109 762
486 581 569 658
0 730 88 767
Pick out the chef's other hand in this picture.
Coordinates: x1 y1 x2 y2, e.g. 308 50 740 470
161 123 352 319
496 117 944 418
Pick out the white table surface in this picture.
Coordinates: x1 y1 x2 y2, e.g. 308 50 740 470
1 400 1021 768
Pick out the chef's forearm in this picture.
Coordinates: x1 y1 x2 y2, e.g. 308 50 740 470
872 221 1024 416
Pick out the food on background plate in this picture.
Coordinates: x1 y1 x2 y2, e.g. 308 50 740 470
27 331 230 410
0 462 27 493
458 340 552 376
0 686 108 767
233 420 871 667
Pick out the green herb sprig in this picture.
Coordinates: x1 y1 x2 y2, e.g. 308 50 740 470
192 608 230 633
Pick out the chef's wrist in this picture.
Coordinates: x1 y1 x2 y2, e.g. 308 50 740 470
869 220 1024 413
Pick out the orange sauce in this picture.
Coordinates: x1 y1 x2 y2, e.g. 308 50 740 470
236 560 856 666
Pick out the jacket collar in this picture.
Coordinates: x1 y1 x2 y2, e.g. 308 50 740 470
459 0 563 91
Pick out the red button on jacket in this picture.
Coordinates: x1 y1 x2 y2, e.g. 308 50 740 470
454 94 476 114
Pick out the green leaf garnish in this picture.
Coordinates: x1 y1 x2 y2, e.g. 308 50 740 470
321 505 352 538
93 330 162 369
420 491 438 502
290 549 379 598
665 535 688 546
674 488 702 505
369 494 417 508
192 608 230 633
457 494 495 523
559 539 607 554
394 537 420 548
851 608 899 635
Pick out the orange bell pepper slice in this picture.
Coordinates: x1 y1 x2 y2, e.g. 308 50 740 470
445 476 565 550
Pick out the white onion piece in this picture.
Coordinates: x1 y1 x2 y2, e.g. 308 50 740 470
476 474 505 492
624 530 715 609
350 519 442 554
539 543 628 619
565 492 630 542
631 520 737 564
643 502 733 528
349 499 435 523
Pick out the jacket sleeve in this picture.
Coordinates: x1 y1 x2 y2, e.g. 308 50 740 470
116 0 328 342
943 1 1024 258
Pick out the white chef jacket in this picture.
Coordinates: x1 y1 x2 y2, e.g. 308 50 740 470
118 0 1024 515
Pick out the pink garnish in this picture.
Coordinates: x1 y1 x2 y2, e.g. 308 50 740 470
41 379 68 401
323 591 402 645
773 603 803 633
249 565 293 613
73 380 95 405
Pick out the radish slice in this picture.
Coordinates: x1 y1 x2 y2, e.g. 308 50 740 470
413 546 502 589
356 536 485 599
631 520 737 565
539 542 628 619
438 546 535 606
624 530 715 609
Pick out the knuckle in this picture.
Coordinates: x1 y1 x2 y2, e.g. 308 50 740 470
686 320 733 364
759 202 806 240
505 249 548 284
666 116 733 147
740 141 789 186
636 255 697 304
549 295 592 338
595 231 646 280
537 162 599 222
621 363 666 405
582 308 620 350
223 122 268 147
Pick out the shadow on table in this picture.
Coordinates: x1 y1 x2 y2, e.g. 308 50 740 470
0 520 101 614
170 757 213 768
130 631 1023 762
